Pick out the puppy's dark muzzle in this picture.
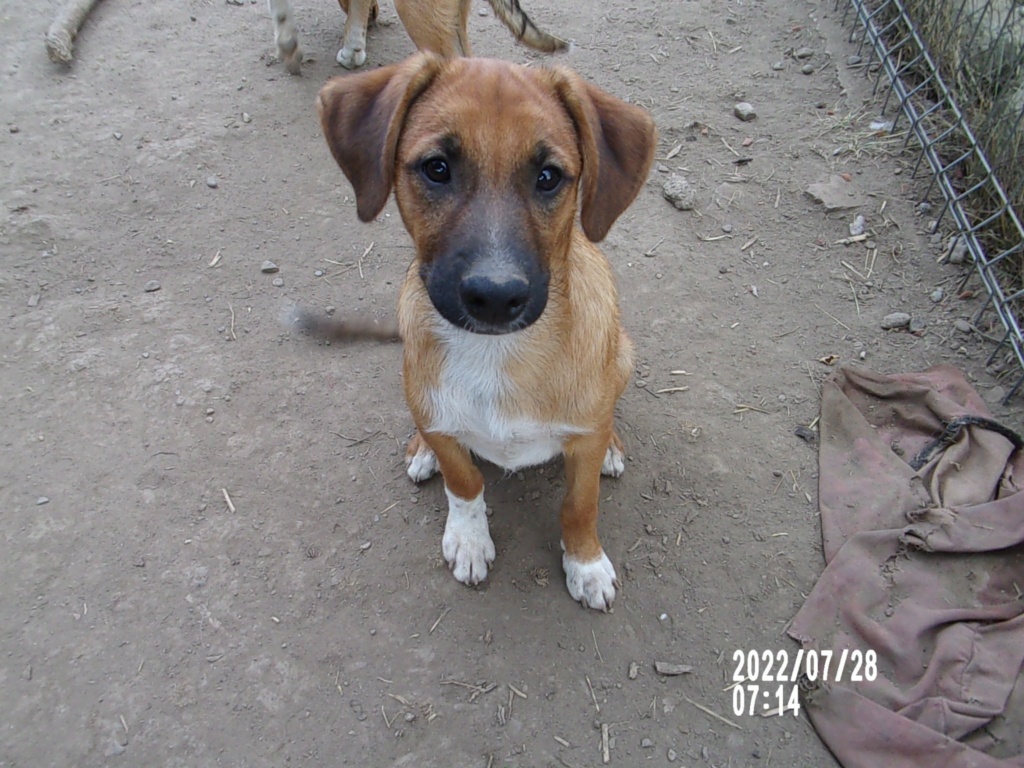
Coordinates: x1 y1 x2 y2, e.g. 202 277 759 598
460 264 531 328
423 246 549 335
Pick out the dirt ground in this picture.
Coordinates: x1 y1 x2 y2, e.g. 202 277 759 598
2 0 1019 765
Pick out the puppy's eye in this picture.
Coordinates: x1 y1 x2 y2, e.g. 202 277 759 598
536 166 562 193
421 158 451 184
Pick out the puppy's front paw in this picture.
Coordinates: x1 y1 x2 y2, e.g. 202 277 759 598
442 490 495 585
563 551 618 611
601 443 625 477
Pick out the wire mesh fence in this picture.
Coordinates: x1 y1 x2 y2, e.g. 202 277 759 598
836 0 1024 402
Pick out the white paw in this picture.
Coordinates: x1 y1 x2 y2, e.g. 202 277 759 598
336 45 367 69
442 489 495 586
406 442 439 483
563 550 618 611
602 444 625 477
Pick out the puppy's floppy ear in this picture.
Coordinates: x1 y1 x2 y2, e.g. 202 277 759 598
551 70 657 242
317 53 443 222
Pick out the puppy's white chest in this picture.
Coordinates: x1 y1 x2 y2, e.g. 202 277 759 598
425 330 585 471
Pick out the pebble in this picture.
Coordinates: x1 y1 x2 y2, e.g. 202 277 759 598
9 125 19 133
325 305 336 315
930 288 944 303
722 223 734 233
909 317 927 333
801 64 815 75
662 174 696 210
206 175 219 189
144 280 161 292
917 201 933 214
36 497 49 505
954 319 972 333
261 260 279 273
314 269 324 277
654 661 693 676
880 312 911 330
947 237 968 265
628 662 639 680
242 112 252 124
849 214 866 236
28 294 40 307
794 46 815 59
641 738 654 749
113 131 123 140
668 748 678 762
272 277 284 288
733 102 757 121
771 61 784 71
847 54 863 65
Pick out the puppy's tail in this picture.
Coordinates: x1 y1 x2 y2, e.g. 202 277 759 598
485 0 568 53
285 304 401 343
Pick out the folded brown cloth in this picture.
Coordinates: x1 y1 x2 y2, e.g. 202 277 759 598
788 365 1024 767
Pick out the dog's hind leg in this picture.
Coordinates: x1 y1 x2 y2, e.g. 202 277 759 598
601 431 626 478
394 0 467 57
267 0 302 74
336 0 376 68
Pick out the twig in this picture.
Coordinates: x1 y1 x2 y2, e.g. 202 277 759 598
592 629 604 663
209 250 222 268
429 607 450 635
601 723 611 764
508 683 527 699
228 303 236 340
740 235 759 251
813 303 850 330
834 234 868 245
586 675 600 713
655 386 690 394
682 695 743 730
358 241 374 279
644 237 666 256
221 488 236 513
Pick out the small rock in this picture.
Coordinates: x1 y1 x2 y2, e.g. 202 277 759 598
794 425 817 443
771 61 784 71
930 288 944 303
926 219 939 233
242 112 252 124
849 214 866 237
325 305 336 315
662 174 696 210
917 201 933 215
801 64 815 75
28 294 40 307
478 5 489 14
909 317 927 333
654 661 693 676
144 280 161 292
113 131 123 140
947 237 968 265
668 748 678 762
881 312 911 330
261 260 279 273
641 738 654 749
847 54 862 65
722 224 734 233
794 46 815 59
805 175 866 211
272 277 284 288
628 662 639 680
206 175 219 189
314 269 324 277
733 102 757 121
9 125 20 134
359 541 372 551
23 665 32 680
36 497 50 505
954 319 972 333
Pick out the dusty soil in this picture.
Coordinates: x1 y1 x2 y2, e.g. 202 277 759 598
2 0 1018 766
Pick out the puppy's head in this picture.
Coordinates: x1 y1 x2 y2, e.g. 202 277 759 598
318 54 656 335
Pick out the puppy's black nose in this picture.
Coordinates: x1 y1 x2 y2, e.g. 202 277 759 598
459 272 530 327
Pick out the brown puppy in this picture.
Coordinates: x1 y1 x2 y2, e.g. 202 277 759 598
268 0 566 73
316 54 655 610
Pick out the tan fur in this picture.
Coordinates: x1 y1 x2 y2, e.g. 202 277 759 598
316 55 656 609
269 0 565 75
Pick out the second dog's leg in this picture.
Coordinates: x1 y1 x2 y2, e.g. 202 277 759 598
267 0 302 74
561 431 619 611
410 431 495 586
336 0 376 68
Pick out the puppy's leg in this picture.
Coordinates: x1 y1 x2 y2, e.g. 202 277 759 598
337 0 378 23
336 0 375 68
267 0 302 75
601 431 626 478
394 0 466 57
561 431 619 611
405 429 440 482
412 431 495 586
602 329 633 479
